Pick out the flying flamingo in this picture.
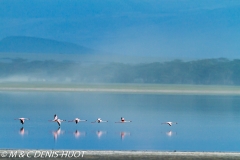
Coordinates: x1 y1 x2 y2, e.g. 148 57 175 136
91 118 108 123
56 119 66 126
68 118 87 124
161 122 178 126
15 118 29 125
53 114 58 121
49 114 66 126
49 114 58 122
115 117 132 123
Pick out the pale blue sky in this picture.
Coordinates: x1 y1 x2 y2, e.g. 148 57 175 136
1 0 240 59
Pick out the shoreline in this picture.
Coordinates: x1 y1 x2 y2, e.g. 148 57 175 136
0 83 240 95
1 150 240 159
2 87 240 95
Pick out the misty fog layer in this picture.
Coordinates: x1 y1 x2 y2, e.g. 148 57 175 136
0 58 239 85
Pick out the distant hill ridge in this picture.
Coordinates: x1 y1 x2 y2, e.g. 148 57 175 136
0 36 94 54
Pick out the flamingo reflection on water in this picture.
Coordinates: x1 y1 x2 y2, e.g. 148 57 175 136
96 130 106 138
19 127 28 136
73 130 86 139
165 131 177 137
120 132 130 140
69 118 87 124
52 127 64 141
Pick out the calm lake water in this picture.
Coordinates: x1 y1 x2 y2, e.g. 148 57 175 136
0 91 240 151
